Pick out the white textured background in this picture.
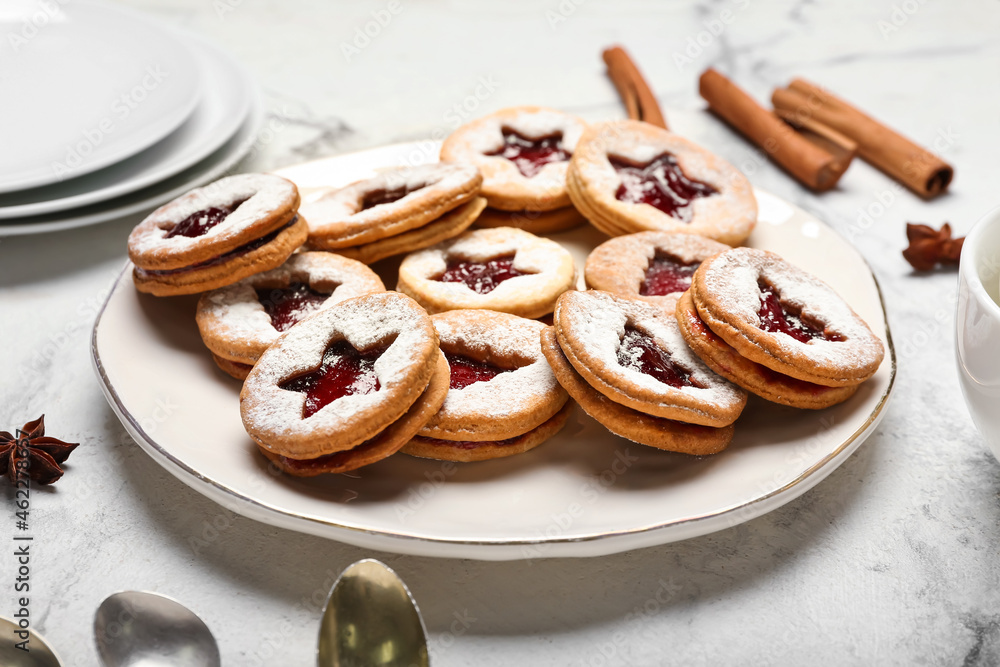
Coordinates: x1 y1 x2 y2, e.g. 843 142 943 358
2 1 999 664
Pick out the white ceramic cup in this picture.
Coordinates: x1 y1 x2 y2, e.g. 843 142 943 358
956 206 1000 461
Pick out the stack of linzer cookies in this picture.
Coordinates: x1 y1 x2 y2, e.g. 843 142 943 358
126 103 886 477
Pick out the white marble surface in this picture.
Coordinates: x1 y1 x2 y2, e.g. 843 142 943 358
2 0 1000 664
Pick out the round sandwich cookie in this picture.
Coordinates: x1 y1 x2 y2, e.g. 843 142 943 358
585 231 730 311
128 173 307 296
553 290 747 427
196 252 386 380
240 292 449 476
300 163 483 253
540 326 733 455
689 247 885 387
440 106 588 233
402 310 570 462
474 205 586 236
675 290 858 409
396 226 577 319
566 120 757 245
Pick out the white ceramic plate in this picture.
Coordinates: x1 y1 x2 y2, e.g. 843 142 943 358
0 94 262 236
0 34 253 219
0 1 203 192
91 142 895 560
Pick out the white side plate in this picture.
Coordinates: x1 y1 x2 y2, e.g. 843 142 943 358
92 142 895 560
0 34 252 218
0 1 202 192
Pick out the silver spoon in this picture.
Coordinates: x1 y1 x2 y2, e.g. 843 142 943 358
0 617 63 666
94 591 221 667
318 559 429 667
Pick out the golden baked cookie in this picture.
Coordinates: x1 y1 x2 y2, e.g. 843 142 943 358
128 173 306 296
690 247 885 387
585 231 730 311
675 290 858 409
301 163 482 250
540 327 733 454
334 196 486 265
400 310 569 461
440 105 587 212
196 252 385 378
566 120 757 245
240 292 446 475
553 290 747 427
396 226 577 319
474 205 585 235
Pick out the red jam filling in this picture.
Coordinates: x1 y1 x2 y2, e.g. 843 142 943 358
640 253 700 296
444 352 511 389
360 183 429 211
487 128 571 178
279 340 385 418
165 198 249 238
617 326 702 389
756 281 843 343
256 282 329 332
610 154 717 222
436 255 530 295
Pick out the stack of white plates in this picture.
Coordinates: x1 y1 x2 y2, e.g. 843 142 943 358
0 1 263 235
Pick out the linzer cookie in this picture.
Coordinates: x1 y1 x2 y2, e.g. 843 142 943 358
585 232 729 311
402 310 570 462
300 163 485 260
240 292 449 476
675 290 858 409
196 252 385 379
540 327 733 455
128 174 307 296
687 247 884 391
566 120 756 245
396 226 576 319
440 106 587 233
552 290 746 429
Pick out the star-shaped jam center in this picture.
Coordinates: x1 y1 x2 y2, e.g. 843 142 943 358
610 153 717 222
435 254 535 295
444 352 513 389
256 282 330 332
279 340 385 418
640 252 701 296
756 281 843 343
166 197 249 238
617 326 703 389
487 128 571 178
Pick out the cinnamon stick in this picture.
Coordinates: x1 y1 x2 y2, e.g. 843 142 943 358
772 79 953 198
602 45 668 129
698 68 854 192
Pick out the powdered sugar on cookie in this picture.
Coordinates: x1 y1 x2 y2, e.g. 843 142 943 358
557 290 744 410
697 247 884 369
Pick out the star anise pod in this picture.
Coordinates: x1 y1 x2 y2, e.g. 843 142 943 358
0 415 79 485
902 222 964 271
